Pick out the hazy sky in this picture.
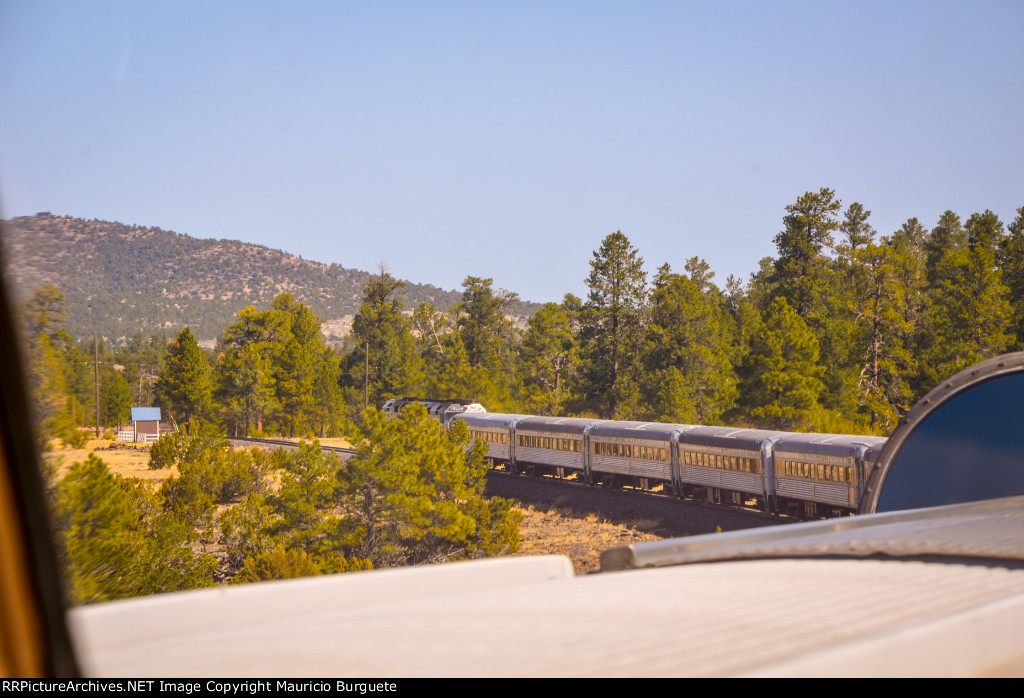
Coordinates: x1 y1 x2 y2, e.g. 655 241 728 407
2 1 1022 303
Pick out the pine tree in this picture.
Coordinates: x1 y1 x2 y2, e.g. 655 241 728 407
925 210 1012 381
738 297 824 430
101 372 133 428
840 202 876 251
270 294 328 436
924 210 966 287
456 276 518 369
156 326 214 432
576 231 647 418
340 405 521 567
639 261 736 424
998 206 1024 349
771 188 842 321
518 302 577 415
217 305 287 435
849 239 917 429
343 268 423 411
54 455 216 603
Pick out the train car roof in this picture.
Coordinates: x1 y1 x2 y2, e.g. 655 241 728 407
514 416 609 435
677 426 789 450
71 497 1024 677
588 421 695 440
773 432 887 458
453 412 530 428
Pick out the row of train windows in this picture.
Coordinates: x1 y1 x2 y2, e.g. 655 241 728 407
470 430 509 445
592 442 670 461
517 436 582 452
777 459 856 484
681 450 760 474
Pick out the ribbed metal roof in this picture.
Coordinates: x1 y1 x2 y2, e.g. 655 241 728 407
773 432 887 458
679 426 788 450
601 495 1024 571
588 421 693 441
514 416 608 435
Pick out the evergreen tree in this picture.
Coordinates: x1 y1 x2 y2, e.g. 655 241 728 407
924 210 966 287
217 343 275 437
849 239 917 429
771 188 842 320
737 297 824 430
217 305 288 435
270 294 328 436
343 268 423 411
156 327 214 432
54 455 217 603
311 348 344 437
925 210 1011 381
17 285 71 444
456 276 518 369
340 405 521 567
998 206 1024 349
274 441 342 554
639 261 736 424
101 372 133 428
518 302 577 415
576 231 647 418
840 202 876 251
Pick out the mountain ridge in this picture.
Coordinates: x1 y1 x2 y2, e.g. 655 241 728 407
1 214 537 345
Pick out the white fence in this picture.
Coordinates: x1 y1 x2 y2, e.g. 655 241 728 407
116 430 160 444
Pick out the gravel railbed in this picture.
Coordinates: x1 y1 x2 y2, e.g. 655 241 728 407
484 471 786 539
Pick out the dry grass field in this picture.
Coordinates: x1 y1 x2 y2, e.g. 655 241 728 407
45 438 171 481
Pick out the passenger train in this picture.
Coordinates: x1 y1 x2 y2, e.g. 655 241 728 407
383 397 886 519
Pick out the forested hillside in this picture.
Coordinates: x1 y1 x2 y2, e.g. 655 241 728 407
11 191 1024 441
1 214 541 344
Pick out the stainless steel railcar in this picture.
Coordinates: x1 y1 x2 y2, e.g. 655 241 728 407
772 433 887 518
587 421 695 491
459 412 530 468
675 427 787 508
452 410 888 519
512 416 609 480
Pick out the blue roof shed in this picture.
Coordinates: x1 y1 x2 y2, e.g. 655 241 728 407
131 408 161 422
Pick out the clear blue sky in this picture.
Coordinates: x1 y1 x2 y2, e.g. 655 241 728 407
2 1 1022 303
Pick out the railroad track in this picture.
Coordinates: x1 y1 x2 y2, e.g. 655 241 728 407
228 436 356 457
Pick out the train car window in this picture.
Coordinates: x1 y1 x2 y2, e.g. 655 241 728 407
872 370 1024 513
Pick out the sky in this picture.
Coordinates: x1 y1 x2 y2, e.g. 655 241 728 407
1 1 1022 303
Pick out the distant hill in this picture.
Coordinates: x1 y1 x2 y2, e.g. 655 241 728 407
1 214 538 345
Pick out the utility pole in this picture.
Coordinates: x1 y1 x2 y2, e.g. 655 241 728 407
94 332 100 438
364 340 369 410
89 303 100 438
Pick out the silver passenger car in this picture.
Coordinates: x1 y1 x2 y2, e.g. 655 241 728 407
454 412 529 468
512 416 608 480
772 433 887 517
675 427 787 507
588 421 696 490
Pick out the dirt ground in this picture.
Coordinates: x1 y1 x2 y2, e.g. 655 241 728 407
512 498 661 574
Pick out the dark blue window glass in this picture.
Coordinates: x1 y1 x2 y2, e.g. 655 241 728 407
877 373 1024 512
